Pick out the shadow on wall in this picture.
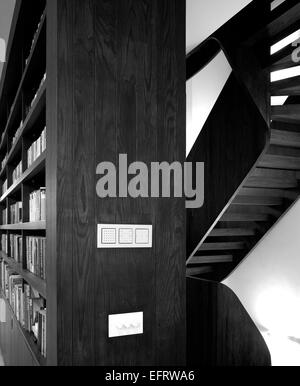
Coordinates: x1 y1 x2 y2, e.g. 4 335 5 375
224 198 300 366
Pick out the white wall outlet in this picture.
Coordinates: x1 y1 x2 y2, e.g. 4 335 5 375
108 312 143 338
97 225 152 248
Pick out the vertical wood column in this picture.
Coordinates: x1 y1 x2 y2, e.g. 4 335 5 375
47 0 186 366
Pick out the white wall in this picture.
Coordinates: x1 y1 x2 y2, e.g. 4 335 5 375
186 51 232 155
0 0 15 76
224 199 300 366
186 0 252 53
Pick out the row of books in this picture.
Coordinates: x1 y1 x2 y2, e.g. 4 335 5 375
28 127 46 168
12 161 23 184
1 154 8 171
25 11 45 66
2 208 7 225
29 188 46 222
26 236 46 280
1 234 7 255
12 120 23 147
2 179 7 196
10 201 22 224
0 260 46 358
30 73 46 110
9 234 23 264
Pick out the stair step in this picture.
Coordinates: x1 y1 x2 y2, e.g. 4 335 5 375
268 2 300 45
271 129 300 148
245 167 298 188
240 187 299 200
209 228 256 237
252 0 300 46
259 145 300 169
186 267 213 277
228 204 282 218
189 255 233 265
271 105 300 123
198 242 245 252
269 44 299 71
221 213 269 222
271 76 300 96
232 195 283 206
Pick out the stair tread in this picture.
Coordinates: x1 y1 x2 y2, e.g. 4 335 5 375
186 267 213 276
239 187 299 200
271 105 300 123
271 129 300 147
199 242 245 251
189 255 233 265
245 166 299 188
232 195 283 206
269 44 299 70
271 76 300 96
209 227 256 237
221 213 269 222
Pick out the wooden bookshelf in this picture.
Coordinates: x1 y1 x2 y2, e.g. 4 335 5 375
0 252 46 298
0 0 47 366
0 290 46 366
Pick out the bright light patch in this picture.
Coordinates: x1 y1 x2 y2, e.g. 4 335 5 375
271 96 288 106
255 286 300 338
271 66 300 82
271 30 300 55
271 0 286 12
0 38 5 63
262 332 300 366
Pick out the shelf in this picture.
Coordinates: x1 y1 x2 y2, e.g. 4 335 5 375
0 151 46 203
0 10 46 155
0 221 46 231
0 290 46 366
0 81 46 180
0 252 46 299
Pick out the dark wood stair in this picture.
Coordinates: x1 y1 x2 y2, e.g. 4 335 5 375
271 76 300 96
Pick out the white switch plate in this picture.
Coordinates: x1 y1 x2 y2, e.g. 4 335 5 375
97 224 152 248
108 312 143 338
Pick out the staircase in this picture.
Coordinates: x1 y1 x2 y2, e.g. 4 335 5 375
186 0 300 281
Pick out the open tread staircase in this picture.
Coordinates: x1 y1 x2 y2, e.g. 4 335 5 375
187 0 300 281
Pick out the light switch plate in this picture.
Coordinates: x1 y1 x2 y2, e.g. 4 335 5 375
98 224 152 248
108 312 143 338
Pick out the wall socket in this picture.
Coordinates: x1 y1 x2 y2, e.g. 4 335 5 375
98 224 152 249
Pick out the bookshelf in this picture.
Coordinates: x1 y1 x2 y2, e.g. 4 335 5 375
0 0 47 366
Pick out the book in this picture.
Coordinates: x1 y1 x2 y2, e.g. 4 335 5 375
27 127 46 168
12 161 23 184
26 236 46 280
29 188 46 222
10 201 22 224
9 234 22 263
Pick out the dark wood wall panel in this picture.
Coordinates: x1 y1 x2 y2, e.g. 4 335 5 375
72 0 96 366
48 0 186 366
155 0 186 365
